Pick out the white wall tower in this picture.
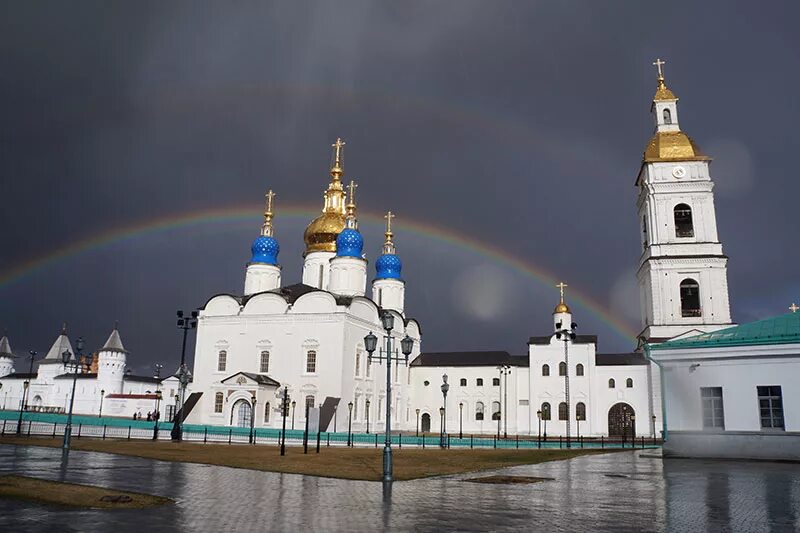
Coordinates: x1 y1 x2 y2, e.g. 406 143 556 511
244 189 282 295
0 335 14 377
637 59 733 343
96 325 128 395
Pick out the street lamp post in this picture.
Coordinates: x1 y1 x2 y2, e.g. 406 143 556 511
537 410 542 448
291 400 296 430
651 414 657 439
347 401 353 447
459 402 463 439
279 386 289 456
366 399 371 434
98 389 105 418
249 394 257 445
576 412 583 442
16 350 38 435
170 310 197 441
630 414 636 445
152 363 163 440
415 408 420 436
498 364 511 438
364 311 415 483
440 374 449 448
61 337 86 458
439 407 445 448
555 316 577 449
172 364 192 442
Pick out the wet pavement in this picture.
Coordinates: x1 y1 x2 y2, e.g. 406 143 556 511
0 444 798 532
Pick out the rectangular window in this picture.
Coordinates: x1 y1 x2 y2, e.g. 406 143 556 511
393 360 398 383
214 392 223 413
355 351 361 377
264 402 270 423
378 398 383 421
757 386 784 430
260 350 269 373
217 350 227 372
306 350 316 373
700 387 724 429
366 357 371 378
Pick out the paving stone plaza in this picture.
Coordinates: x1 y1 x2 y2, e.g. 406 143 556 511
1 444 798 532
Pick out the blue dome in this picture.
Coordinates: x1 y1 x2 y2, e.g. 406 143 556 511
251 235 279 265
376 253 402 279
336 228 364 258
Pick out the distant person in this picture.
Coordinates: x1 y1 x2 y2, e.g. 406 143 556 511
132 412 137 420
147 412 152 421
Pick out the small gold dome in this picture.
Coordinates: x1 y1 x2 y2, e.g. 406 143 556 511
554 302 571 314
304 212 346 254
643 131 710 163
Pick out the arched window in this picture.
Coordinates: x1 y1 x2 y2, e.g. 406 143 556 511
475 402 485 421
460 378 467 386
626 378 634 388
559 362 567 376
214 392 223 413
674 204 694 238
663 108 672 124
541 402 551 421
217 350 227 372
354 350 361 376
492 377 500 386
576 363 584 376
491 401 501 420
476 378 483 386
306 350 317 373
264 402 270 422
680 278 701 317
609 378 616 389
576 402 586 421
260 350 270 373
305 395 315 413
558 402 568 421
542 364 550 376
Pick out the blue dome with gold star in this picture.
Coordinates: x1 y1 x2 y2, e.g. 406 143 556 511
336 228 363 258
251 235 279 265
376 253 402 279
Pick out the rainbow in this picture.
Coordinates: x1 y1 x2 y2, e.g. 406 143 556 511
0 205 639 343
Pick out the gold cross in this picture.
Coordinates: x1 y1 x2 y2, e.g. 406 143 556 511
790 303 799 313
264 189 275 213
653 58 666 79
556 282 568 303
347 180 358 205
332 137 346 163
384 211 395 233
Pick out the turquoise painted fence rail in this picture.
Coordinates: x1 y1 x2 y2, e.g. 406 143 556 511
0 410 661 450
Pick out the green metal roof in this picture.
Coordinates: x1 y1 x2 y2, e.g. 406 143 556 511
650 312 800 350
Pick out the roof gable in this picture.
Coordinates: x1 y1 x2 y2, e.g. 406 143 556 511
220 371 280 387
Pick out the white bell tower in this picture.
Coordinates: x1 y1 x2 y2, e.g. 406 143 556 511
637 60 733 343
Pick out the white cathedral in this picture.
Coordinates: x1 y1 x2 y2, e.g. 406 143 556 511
1 63 738 440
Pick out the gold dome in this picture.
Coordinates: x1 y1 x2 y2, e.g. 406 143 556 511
554 302 571 314
653 80 677 102
643 131 710 163
304 211 346 254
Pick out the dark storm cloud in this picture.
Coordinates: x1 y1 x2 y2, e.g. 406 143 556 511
1 1 799 372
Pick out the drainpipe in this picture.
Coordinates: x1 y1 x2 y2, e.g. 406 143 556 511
643 342 667 441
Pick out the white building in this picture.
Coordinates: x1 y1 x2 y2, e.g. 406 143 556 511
0 326 169 420
648 312 800 460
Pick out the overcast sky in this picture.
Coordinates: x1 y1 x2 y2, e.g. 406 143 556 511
1 1 798 375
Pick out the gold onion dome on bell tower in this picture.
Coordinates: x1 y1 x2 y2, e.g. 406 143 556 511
303 138 348 255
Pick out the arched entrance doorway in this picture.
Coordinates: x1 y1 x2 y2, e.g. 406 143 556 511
608 403 635 437
231 399 252 428
421 413 431 433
